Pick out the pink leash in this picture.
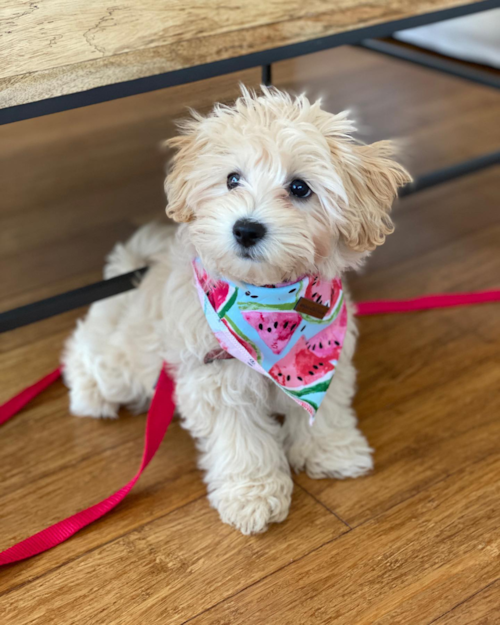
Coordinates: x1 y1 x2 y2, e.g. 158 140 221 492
1 288 499 566
0 366 63 427
355 289 500 316
0 367 175 566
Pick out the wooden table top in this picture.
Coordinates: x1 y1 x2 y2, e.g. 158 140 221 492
0 0 489 110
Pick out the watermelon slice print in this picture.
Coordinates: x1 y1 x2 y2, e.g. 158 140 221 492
241 311 302 355
324 278 342 314
306 304 347 360
193 262 237 317
301 276 343 323
269 337 334 389
208 281 229 311
304 276 334 307
221 318 261 363
305 326 341 363
207 282 238 319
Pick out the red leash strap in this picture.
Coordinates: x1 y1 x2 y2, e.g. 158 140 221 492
0 367 175 566
0 367 62 426
356 289 500 316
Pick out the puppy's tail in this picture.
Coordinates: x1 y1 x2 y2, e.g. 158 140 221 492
104 222 175 279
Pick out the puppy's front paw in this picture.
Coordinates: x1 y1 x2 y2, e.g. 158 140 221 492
290 429 373 480
208 473 293 535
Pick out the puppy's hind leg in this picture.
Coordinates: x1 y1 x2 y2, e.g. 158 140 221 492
63 307 159 419
62 305 122 418
63 222 171 418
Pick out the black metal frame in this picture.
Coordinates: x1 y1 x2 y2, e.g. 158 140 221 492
0 269 149 333
398 150 500 197
1 0 499 333
357 38 500 89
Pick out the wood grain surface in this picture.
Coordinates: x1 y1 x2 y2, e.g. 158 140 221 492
432 580 500 624
0 0 490 108
191 456 500 625
0 46 499 624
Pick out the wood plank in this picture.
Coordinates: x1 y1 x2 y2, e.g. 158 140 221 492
0 326 158 497
432 580 500 624
0 70 255 218
0 420 204 594
350 224 500 302
0 0 486 107
187 455 500 625
297 351 500 527
0 383 144 498
294 221 500 527
276 49 500 176
0 222 135 310
0 71 258 311
0 333 67 403
351 223 500 412
0 488 347 623
352 168 500 277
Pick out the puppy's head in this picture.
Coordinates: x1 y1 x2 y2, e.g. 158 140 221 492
165 87 411 285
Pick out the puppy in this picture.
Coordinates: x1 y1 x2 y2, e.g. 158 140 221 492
63 87 411 535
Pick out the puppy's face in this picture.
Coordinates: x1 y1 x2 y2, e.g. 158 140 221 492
165 88 411 285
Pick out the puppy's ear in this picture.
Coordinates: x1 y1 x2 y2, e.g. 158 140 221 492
164 134 198 223
335 139 412 252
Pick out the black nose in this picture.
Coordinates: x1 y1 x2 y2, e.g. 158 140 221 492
233 219 267 248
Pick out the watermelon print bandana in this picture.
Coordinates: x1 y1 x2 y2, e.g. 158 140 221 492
193 258 348 423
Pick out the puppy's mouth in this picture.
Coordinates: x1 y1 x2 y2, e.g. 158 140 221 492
236 248 263 262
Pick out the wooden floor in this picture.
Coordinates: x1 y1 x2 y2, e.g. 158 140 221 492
1 47 499 624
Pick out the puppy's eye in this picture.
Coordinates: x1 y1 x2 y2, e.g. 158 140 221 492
289 179 312 199
227 172 241 190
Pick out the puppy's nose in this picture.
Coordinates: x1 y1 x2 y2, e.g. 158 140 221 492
233 219 267 248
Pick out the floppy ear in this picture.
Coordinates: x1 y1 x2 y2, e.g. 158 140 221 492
335 140 412 252
164 133 198 223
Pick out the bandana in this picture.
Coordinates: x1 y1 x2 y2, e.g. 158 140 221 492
193 258 348 422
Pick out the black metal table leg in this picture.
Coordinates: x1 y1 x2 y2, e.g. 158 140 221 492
262 64 272 86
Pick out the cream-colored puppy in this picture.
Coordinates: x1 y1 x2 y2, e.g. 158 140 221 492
63 87 411 534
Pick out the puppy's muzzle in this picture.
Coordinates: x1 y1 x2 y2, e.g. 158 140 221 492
233 218 267 248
